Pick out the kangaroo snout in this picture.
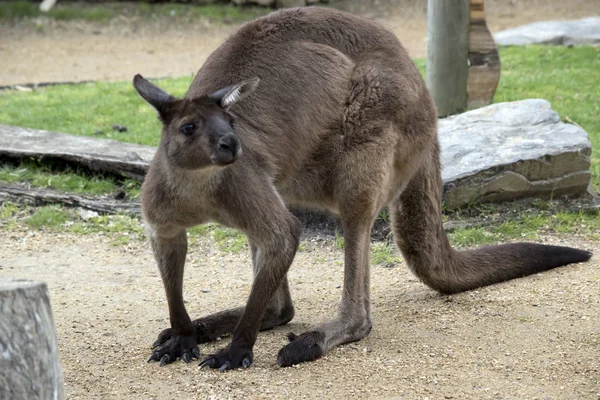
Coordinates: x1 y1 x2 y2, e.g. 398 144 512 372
212 134 241 166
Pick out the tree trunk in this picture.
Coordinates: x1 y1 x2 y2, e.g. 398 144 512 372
0 182 141 216
467 0 501 109
0 279 64 400
426 0 470 117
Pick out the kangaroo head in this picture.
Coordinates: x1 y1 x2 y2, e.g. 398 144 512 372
133 74 259 170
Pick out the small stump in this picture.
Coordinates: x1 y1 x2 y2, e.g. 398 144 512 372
0 278 64 400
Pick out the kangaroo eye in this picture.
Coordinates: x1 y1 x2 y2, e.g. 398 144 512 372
180 123 196 136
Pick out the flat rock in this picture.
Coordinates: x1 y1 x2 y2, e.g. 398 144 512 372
0 99 592 209
440 99 591 209
494 17 600 46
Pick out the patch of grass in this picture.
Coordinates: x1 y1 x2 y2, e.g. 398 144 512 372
25 205 69 229
0 161 140 198
1 202 145 244
370 242 400 266
0 77 193 147
211 225 247 253
334 229 344 249
0 0 38 19
296 241 308 252
448 209 600 248
377 208 390 223
493 46 600 189
0 1 269 23
0 202 18 220
448 227 499 248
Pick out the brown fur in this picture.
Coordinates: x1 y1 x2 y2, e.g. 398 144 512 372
135 7 591 370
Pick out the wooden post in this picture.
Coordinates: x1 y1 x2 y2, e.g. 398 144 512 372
0 279 64 400
467 0 501 108
426 0 470 117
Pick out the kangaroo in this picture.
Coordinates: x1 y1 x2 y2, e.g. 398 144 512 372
135 7 591 371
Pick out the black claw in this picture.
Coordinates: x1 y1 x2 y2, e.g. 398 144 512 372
199 358 215 369
159 354 171 366
152 339 162 348
182 353 192 364
219 361 230 373
147 352 158 363
191 347 200 359
242 357 251 369
287 332 298 342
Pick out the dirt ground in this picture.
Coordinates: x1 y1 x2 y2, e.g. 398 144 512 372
1 1 599 399
1 0 600 86
0 228 598 399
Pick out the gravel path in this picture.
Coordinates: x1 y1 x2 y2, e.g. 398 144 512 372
0 229 598 399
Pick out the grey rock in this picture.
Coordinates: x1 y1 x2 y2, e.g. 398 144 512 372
439 99 591 209
494 17 600 46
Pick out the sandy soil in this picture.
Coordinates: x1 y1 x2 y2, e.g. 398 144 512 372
1 0 599 86
0 228 598 399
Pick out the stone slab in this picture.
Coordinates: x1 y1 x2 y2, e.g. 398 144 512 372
494 17 600 46
439 99 591 208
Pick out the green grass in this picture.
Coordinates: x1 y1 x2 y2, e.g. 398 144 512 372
1 46 599 245
1 46 597 182
0 160 140 197
211 225 248 253
494 46 600 190
2 200 598 252
370 242 400 266
0 1 269 23
25 205 70 229
0 201 251 249
1 202 145 245
0 77 193 147
334 229 345 249
448 209 600 248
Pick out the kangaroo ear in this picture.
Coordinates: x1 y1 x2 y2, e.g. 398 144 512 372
209 78 260 109
133 74 175 115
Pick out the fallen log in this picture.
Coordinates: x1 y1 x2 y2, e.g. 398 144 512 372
0 182 141 216
0 278 64 400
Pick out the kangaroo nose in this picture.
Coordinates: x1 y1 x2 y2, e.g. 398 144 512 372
218 134 239 155
212 134 242 166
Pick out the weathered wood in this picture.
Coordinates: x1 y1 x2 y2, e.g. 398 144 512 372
467 0 501 109
0 182 141 216
426 0 470 117
0 125 156 182
0 279 64 400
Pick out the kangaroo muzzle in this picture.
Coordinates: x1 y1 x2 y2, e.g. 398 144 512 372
211 134 241 166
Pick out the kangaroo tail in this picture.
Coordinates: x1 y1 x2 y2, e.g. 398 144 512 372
391 142 592 294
